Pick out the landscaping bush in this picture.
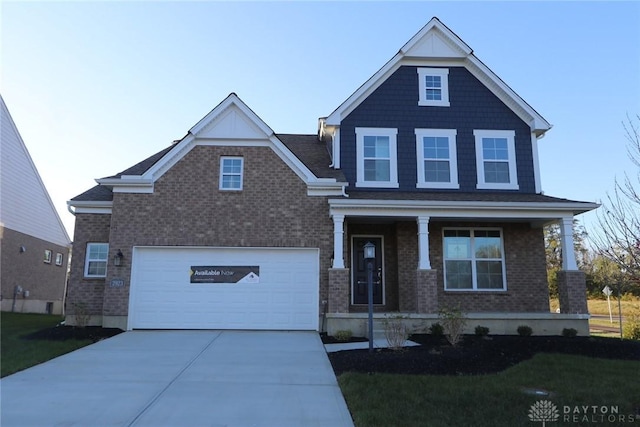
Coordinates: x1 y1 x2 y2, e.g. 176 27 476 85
623 315 640 340
562 328 578 338
383 314 409 351
517 325 533 337
474 325 490 336
439 306 467 347
429 322 444 336
334 330 353 342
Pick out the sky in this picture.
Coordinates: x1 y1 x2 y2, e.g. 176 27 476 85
2 1 639 241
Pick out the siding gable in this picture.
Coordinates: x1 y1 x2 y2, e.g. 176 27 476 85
340 66 536 193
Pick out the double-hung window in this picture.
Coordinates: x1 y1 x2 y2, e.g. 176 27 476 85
356 128 398 188
417 68 450 107
474 130 518 190
415 129 459 189
84 243 108 278
219 157 244 190
443 229 506 291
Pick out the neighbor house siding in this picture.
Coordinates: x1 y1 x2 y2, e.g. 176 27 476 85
340 66 535 193
101 145 334 317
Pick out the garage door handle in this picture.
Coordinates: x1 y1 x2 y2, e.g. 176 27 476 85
357 280 381 284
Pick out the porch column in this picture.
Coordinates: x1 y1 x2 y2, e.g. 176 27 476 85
417 216 431 269
332 214 345 268
559 216 578 270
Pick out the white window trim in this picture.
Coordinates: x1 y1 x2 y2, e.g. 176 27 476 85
44 250 52 264
219 156 244 191
474 129 519 190
417 68 450 107
84 243 108 278
442 227 507 292
55 253 63 266
415 129 459 189
355 127 399 188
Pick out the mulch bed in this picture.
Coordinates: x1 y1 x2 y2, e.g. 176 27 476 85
23 326 123 343
327 334 640 376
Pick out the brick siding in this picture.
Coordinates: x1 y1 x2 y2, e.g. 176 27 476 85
557 270 588 314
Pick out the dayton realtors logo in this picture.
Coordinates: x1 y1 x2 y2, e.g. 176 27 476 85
528 400 638 425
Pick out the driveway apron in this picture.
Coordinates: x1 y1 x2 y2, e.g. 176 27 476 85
0 330 354 427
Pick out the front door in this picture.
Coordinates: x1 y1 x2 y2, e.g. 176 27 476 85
352 237 383 305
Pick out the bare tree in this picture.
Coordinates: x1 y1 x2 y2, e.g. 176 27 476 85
592 114 640 285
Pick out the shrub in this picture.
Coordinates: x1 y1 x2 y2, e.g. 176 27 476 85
562 328 578 338
439 306 467 347
334 330 353 342
383 314 409 351
623 315 640 340
429 322 444 336
474 325 490 336
517 325 533 337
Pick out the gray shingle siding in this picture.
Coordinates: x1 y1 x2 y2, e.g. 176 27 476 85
340 66 536 193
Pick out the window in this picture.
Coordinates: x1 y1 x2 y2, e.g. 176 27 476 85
355 128 398 188
55 253 63 266
415 129 459 189
84 243 108 278
443 229 506 291
474 130 518 190
44 250 52 264
219 157 243 190
417 68 450 107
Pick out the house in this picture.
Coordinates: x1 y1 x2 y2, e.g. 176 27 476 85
66 18 597 335
1 95 71 315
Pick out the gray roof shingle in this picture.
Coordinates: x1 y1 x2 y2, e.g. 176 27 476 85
276 134 346 181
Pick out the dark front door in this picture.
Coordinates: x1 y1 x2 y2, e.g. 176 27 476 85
352 237 383 305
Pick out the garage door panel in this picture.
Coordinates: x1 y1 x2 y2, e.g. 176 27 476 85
129 247 319 330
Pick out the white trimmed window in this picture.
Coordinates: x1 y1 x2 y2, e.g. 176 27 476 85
474 130 519 190
356 127 398 188
417 68 450 107
443 228 506 291
415 129 459 189
84 243 108 278
219 157 243 190
44 249 52 264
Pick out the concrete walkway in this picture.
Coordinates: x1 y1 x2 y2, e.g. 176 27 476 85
0 330 354 427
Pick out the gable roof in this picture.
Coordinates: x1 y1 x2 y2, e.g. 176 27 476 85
324 17 551 136
0 95 71 246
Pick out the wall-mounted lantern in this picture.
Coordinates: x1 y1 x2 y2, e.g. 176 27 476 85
113 249 124 267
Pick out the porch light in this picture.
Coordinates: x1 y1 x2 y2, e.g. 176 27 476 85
113 249 124 267
363 241 375 260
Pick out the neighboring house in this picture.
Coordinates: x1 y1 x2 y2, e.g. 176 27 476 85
66 18 597 335
1 95 71 315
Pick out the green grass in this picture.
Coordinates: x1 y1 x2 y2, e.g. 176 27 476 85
338 353 640 427
1 312 93 378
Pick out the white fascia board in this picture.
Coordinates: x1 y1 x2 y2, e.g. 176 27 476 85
67 200 113 215
95 177 154 194
400 18 473 57
306 181 347 197
328 198 599 219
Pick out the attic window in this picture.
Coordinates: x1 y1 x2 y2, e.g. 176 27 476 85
219 157 243 190
418 68 450 107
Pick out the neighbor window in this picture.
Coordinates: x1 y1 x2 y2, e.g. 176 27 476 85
356 127 398 188
474 130 518 190
443 229 505 291
84 243 108 278
44 250 52 264
415 129 459 189
417 68 450 107
219 157 244 190
55 253 63 266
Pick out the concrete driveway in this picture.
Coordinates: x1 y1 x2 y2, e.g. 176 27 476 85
1 330 354 427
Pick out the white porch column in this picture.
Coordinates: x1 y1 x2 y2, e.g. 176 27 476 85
560 216 578 270
417 216 431 269
332 214 345 268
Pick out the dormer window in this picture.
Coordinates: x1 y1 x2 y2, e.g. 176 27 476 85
417 68 450 107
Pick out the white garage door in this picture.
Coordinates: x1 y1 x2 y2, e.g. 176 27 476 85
128 247 319 330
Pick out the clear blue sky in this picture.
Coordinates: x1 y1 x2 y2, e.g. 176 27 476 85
2 1 639 240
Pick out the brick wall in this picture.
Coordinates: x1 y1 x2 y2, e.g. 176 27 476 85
98 145 334 316
397 221 417 311
1 226 69 314
66 214 111 315
557 270 588 314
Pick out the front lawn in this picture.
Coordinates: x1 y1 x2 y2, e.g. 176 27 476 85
339 353 640 427
1 312 104 377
